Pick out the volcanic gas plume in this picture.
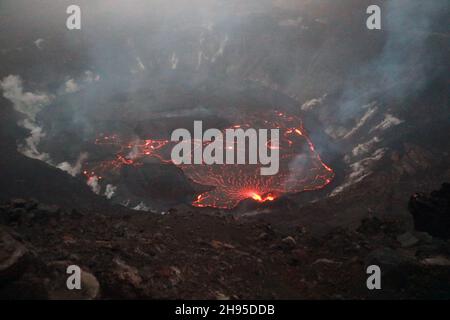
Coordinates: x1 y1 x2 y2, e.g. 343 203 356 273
83 111 334 209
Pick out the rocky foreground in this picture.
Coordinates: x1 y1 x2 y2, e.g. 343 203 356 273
0 184 449 300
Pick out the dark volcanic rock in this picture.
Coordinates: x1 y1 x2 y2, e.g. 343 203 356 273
0 226 30 284
409 183 450 240
1 200 63 225
365 248 406 269
118 162 209 208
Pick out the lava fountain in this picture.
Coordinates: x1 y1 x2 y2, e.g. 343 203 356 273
83 111 334 209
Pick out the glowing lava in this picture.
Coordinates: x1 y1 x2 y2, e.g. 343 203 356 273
83 111 334 209
249 192 276 203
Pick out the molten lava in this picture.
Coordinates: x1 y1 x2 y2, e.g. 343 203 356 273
83 111 334 209
250 192 276 203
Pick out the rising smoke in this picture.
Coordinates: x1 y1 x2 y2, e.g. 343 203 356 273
0 0 448 203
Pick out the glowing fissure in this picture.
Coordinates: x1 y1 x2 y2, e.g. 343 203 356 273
83 111 334 209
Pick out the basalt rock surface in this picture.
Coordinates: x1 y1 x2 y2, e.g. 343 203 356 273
409 183 450 240
0 198 449 299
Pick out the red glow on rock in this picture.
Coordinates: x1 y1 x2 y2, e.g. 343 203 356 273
84 111 334 209
249 192 276 203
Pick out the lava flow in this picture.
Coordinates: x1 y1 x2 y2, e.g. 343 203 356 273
83 111 334 209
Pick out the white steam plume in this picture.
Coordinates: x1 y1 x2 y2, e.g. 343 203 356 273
0 75 52 121
87 176 101 194
104 184 117 199
57 152 89 177
1 75 53 161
